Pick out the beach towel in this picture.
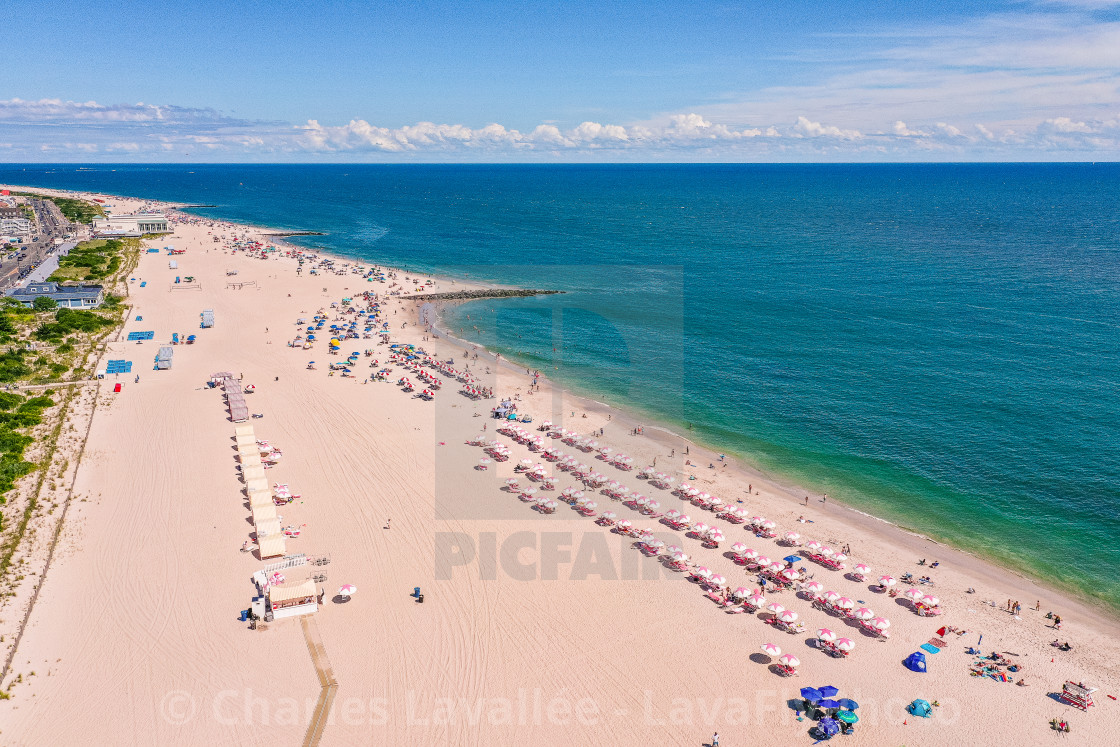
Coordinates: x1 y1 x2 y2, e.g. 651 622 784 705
928 638 948 648
936 626 947 637
920 643 941 655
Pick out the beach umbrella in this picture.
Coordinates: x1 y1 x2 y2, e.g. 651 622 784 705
778 609 799 623
760 519 776 530
767 562 785 574
780 569 800 581
666 545 683 556
779 654 800 667
878 575 897 587
837 711 858 725
818 685 840 698
646 538 665 551
478 458 491 467
338 584 356 596
695 567 713 579
834 597 855 610
731 542 748 554
819 698 841 709
806 540 822 551
671 552 689 564
692 522 710 535
835 638 855 652
756 555 773 567
601 510 617 520
838 699 859 711
819 547 834 557
678 514 692 525
747 593 767 607
870 617 891 630
708 530 725 543
903 587 923 600
742 548 760 560
767 603 786 615
783 555 802 563
833 553 848 562
800 687 823 703
803 580 824 594
817 628 837 642
732 587 750 599
583 501 598 511
710 574 727 587
823 590 841 603
647 500 661 511
852 607 875 621
760 643 781 657
921 595 940 607
785 531 801 542
853 563 871 575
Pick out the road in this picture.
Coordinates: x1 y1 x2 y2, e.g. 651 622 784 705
0 198 83 290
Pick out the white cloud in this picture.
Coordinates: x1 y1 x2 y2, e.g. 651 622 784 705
792 117 862 139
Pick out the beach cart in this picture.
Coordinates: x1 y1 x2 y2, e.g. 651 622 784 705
1057 681 1096 711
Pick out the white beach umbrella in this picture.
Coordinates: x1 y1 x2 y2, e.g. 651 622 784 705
853 563 871 575
338 584 357 597
766 562 785 574
695 566 713 579
693 522 711 535
710 574 727 587
834 597 855 610
731 542 748 554
870 617 891 630
779 654 800 667
767 603 786 615
822 590 841 603
835 638 856 652
760 643 781 657
806 541 822 552
756 556 773 568
742 548 760 560
819 547 834 557
747 593 766 607
852 607 875 621
785 531 801 542
601 511 617 521
817 628 838 643
920 595 940 607
732 587 750 600
778 609 799 623
903 587 923 600
878 575 897 587
666 509 682 520
802 580 824 594
666 545 683 556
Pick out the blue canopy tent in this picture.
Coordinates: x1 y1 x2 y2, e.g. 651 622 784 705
784 555 802 563
818 685 840 698
908 699 933 718
904 651 928 672
800 687 822 703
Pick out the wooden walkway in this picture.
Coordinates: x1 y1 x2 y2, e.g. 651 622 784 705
300 615 338 747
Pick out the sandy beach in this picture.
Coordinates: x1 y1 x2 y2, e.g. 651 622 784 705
0 185 1116 745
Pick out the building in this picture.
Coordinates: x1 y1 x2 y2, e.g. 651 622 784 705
0 205 22 219
9 281 104 308
92 212 171 236
0 217 31 235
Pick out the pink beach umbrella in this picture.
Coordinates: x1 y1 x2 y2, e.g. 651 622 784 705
835 638 856 652
779 654 800 668
756 556 773 568
834 597 855 610
778 609 799 623
903 587 923 601
832 553 848 562
692 522 711 535
708 530 725 543
583 501 598 511
678 514 692 525
802 580 824 594
695 566 713 579
817 628 838 643
666 545 683 556
852 607 875 621
767 602 786 615
646 500 661 511
747 593 767 607
760 643 781 657
338 584 357 597
732 587 750 599
870 617 891 630
780 569 799 581
822 590 841 603
784 531 801 542
710 574 727 587
920 595 940 607
617 519 632 530
853 563 871 575
665 509 682 521
601 510 617 521
878 575 897 587
766 562 785 574
672 552 690 564
760 519 776 530
731 542 748 554
742 548 760 560
806 540 822 552
819 547 835 557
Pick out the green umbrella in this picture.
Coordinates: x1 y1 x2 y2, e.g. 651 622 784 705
837 710 859 724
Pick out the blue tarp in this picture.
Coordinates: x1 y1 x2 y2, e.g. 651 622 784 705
127 331 155 341
105 360 133 374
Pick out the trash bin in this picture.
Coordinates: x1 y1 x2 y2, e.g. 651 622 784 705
239 610 248 622
413 587 421 598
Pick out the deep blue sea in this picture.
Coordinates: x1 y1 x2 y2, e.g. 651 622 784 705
3 163 1118 611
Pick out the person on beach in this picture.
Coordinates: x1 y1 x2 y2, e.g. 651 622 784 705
711 732 719 746
804 496 809 506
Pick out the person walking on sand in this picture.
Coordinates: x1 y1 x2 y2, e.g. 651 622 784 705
712 732 719 747
386 518 392 529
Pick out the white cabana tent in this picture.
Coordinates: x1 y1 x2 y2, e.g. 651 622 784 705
257 534 287 559
268 579 318 619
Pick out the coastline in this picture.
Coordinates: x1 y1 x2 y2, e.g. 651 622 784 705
0 181 1116 743
8 180 1117 626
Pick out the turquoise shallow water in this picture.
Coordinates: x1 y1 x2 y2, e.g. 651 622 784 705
3 163 1118 611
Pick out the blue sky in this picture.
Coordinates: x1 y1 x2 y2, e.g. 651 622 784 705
2 0 1120 161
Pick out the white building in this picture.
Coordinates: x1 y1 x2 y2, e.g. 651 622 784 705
0 217 30 235
92 212 171 236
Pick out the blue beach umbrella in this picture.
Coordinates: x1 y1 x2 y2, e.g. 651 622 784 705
800 687 823 702
818 717 840 736
784 555 802 563
837 710 859 724
818 699 840 710
818 685 840 698
838 698 859 711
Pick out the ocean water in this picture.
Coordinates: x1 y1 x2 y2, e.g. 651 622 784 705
3 163 1118 611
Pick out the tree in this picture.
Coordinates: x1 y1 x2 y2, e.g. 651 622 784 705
32 296 57 312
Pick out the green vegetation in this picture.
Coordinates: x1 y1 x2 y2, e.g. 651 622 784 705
49 238 133 282
0 391 54 496
9 192 104 224
33 308 116 342
31 296 57 312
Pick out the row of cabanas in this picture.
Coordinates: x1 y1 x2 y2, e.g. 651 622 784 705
237 422 286 560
